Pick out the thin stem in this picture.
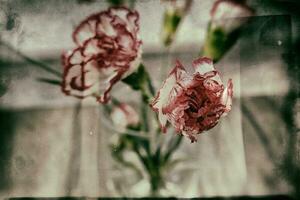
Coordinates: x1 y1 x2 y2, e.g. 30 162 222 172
163 134 183 164
147 75 155 97
141 63 155 101
149 169 163 196
0 40 62 78
135 145 163 196
140 95 149 132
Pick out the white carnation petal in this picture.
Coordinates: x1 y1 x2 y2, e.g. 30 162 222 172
193 57 214 75
221 79 233 116
69 49 83 65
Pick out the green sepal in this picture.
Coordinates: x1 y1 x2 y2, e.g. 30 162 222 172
122 63 154 102
106 0 135 8
106 0 124 6
162 9 182 46
202 23 241 62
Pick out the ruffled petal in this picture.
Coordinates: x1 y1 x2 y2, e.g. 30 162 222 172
192 57 214 75
193 57 222 85
63 7 142 103
151 61 188 132
62 48 98 98
73 15 98 46
221 78 233 115
151 57 234 142
150 75 176 132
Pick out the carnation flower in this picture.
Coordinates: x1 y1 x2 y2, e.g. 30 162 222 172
202 0 254 62
62 7 142 103
150 57 233 142
111 103 140 131
210 0 254 33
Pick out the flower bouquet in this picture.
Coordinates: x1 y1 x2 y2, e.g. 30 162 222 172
0 0 254 197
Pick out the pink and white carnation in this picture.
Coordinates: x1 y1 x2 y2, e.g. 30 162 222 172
211 0 254 33
62 7 142 103
150 57 233 142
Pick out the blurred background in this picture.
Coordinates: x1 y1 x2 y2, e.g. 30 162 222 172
0 0 299 199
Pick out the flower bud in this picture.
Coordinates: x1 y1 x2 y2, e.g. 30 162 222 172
161 0 192 46
202 0 254 61
111 103 140 131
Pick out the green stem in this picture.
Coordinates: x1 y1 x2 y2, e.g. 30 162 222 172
163 134 183 164
122 63 169 195
140 95 149 132
140 149 163 196
129 127 164 196
149 168 163 196
147 74 155 97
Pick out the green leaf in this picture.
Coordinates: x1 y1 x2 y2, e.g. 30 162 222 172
37 78 61 86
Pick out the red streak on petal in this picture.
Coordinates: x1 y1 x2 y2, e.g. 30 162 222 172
150 56 234 143
62 7 141 103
